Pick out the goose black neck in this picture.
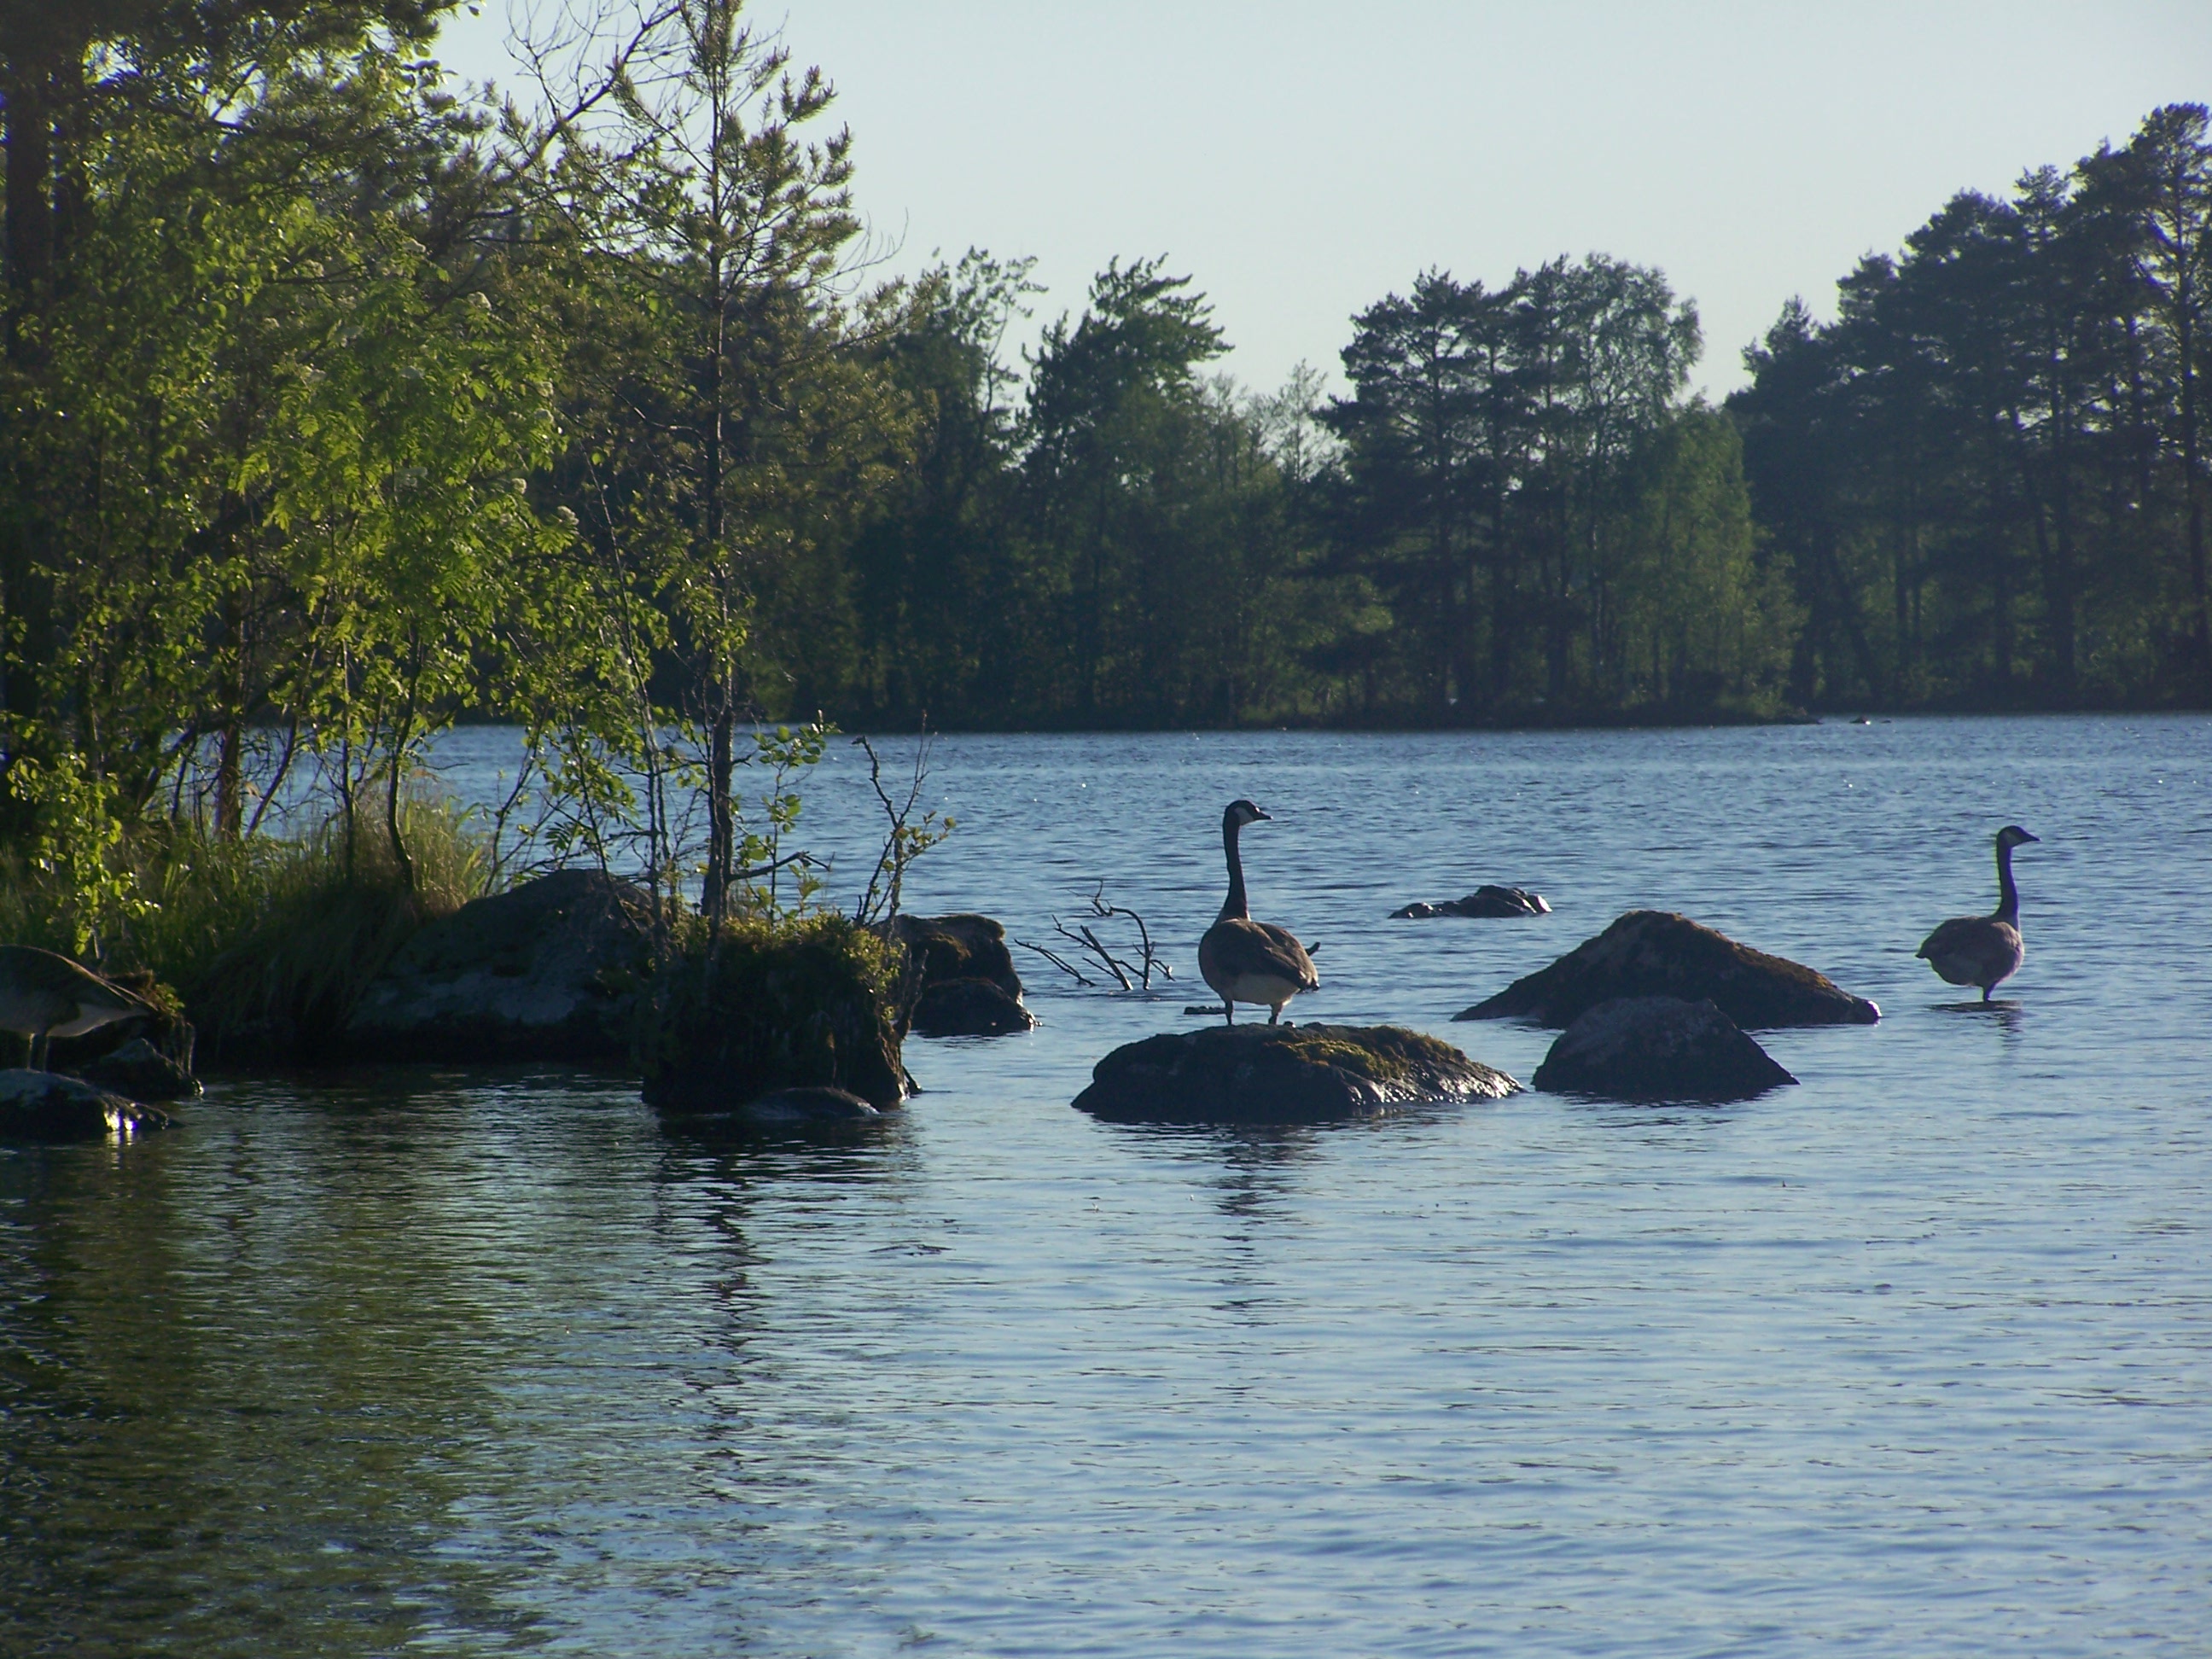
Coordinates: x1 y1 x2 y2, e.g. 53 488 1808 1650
1220 818 1249 921
1994 839 2021 923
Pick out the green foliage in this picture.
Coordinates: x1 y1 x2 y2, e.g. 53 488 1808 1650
1732 102 2212 709
636 911 907 1110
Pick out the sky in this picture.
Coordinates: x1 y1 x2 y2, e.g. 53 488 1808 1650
429 1 2212 402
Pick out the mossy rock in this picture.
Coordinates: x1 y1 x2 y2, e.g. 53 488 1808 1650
1073 1022 1520 1124
1456 910 1879 1029
637 914 909 1113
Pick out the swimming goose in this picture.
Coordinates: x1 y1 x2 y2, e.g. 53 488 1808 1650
0 945 151 1069
1916 825 2039 1002
1197 800 1318 1025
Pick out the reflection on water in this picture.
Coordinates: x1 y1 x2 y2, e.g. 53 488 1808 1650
5 718 2212 1656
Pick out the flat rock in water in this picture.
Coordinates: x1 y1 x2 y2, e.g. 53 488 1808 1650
0 1068 173 1142
1392 885 1551 919
1074 1023 1520 1125
911 976 1036 1036
344 870 655 1062
1456 909 1879 1029
77 1038 201 1102
1532 997 1796 1102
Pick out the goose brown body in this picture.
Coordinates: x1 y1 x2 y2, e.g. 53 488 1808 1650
0 945 148 1069
1917 826 2038 1001
1197 800 1318 1025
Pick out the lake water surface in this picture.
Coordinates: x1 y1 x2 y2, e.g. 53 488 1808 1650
4 718 2209 1656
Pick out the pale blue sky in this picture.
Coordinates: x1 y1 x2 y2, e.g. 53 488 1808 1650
433 1 2212 400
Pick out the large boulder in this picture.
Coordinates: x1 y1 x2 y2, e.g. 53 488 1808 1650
0 1069 173 1143
1392 885 1551 919
1073 1023 1521 1125
883 913 1035 1036
343 870 655 1062
1456 909 1879 1029
1532 997 1796 1102
639 915 909 1114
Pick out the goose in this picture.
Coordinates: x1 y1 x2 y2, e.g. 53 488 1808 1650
0 944 151 1069
1198 800 1318 1025
1916 825 2040 1002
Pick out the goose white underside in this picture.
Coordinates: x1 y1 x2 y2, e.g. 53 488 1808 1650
1214 972 1307 1009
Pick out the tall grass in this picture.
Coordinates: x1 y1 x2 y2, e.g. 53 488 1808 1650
0 793 494 1062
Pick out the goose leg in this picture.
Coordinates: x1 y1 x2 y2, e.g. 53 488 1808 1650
1268 1005 1282 1026
1981 984 1994 1004
30 1028 49 1072
1221 999 1234 1026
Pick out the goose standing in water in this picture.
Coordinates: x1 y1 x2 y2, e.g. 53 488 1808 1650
0 945 150 1069
1917 825 2040 1001
1198 800 1318 1025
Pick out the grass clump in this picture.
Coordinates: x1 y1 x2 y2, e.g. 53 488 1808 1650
0 794 494 1064
638 912 909 1112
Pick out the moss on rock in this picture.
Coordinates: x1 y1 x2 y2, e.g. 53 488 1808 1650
637 913 909 1113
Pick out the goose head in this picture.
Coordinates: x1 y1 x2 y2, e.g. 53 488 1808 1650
1996 824 2040 851
1224 799 1271 830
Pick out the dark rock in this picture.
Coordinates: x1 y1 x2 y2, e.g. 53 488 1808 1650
1532 996 1796 1102
882 912 1022 998
46 969 195 1075
344 870 655 1062
0 1068 173 1142
77 1038 201 1102
1074 1022 1520 1125
881 912 1033 1037
639 915 909 1114
735 1086 882 1126
910 975 1037 1036
1455 909 1879 1029
1392 885 1551 919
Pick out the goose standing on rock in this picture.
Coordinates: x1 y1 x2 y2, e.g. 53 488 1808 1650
1917 825 2040 1002
0 944 150 1069
1198 800 1318 1025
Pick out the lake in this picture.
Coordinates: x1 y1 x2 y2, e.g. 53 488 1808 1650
4 717 2209 1656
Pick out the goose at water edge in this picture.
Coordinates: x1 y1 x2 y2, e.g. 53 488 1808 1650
1198 800 1319 1026
0 944 151 1069
1916 824 2040 1002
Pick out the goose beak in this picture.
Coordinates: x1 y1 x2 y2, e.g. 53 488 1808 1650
1253 808 1272 821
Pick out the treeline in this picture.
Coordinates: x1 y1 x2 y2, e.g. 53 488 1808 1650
3 0 2209 935
1730 108 2212 709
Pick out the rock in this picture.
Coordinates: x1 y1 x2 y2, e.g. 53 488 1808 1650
343 870 655 1062
882 913 1022 998
910 975 1037 1036
76 1038 202 1102
638 914 909 1114
47 969 195 1075
1392 885 1551 919
882 912 1034 1037
0 1068 173 1142
1455 909 1879 1029
1073 1022 1521 1125
1532 996 1796 1102
733 1086 882 1126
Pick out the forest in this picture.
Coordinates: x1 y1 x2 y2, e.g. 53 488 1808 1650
2 0 2209 944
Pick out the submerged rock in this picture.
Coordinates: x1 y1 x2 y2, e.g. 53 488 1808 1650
1073 1022 1520 1125
1532 997 1796 1102
1456 909 1878 1029
344 870 655 1063
77 1038 201 1102
883 913 1036 1036
734 1086 882 1126
0 1068 173 1142
1392 885 1551 920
